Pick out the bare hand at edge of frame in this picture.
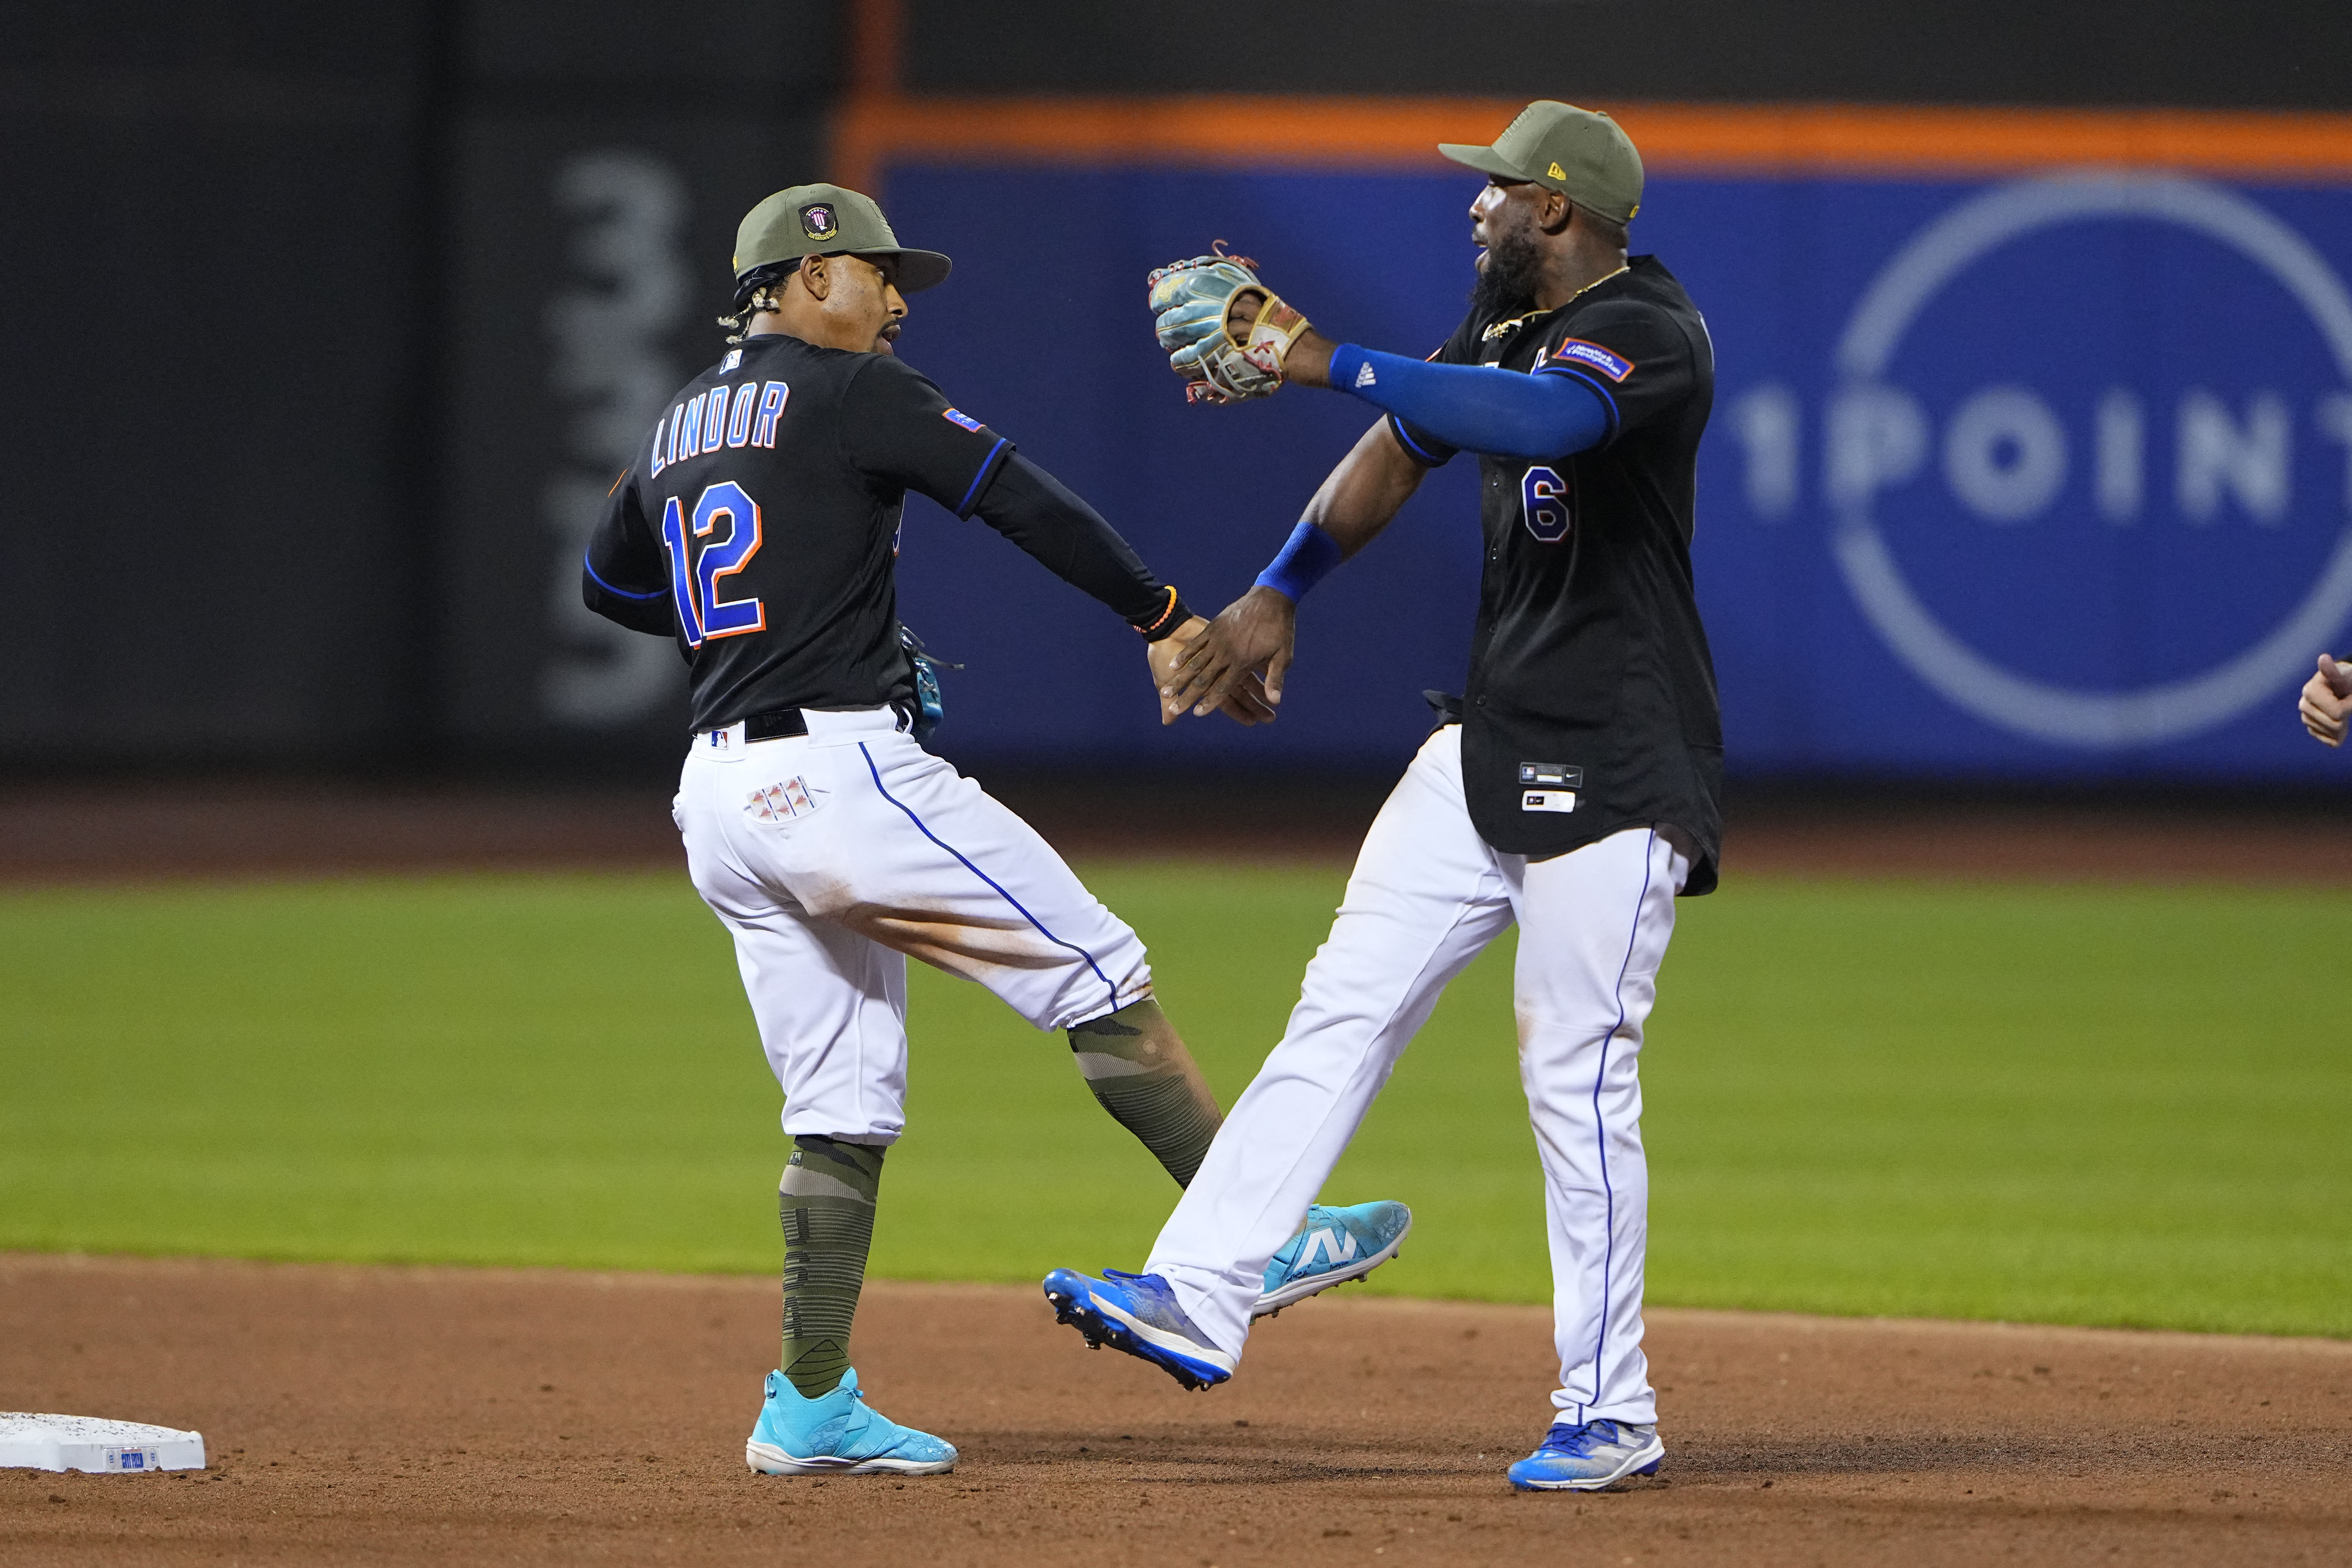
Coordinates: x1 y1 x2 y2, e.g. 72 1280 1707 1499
2300 652 2352 746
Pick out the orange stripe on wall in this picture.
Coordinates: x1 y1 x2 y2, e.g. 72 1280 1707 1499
833 94 2352 192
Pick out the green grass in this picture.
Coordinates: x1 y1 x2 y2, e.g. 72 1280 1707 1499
2 866 2345 1336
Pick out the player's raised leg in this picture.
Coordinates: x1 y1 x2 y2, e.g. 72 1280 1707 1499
1045 726 1505 1383
1066 997 1224 1187
792 722 1231 1184
1503 826 1686 1491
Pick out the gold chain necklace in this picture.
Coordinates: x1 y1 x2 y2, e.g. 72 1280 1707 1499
1480 264 1631 341
1567 263 1630 303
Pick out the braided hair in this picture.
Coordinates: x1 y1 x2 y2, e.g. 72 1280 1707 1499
717 260 801 344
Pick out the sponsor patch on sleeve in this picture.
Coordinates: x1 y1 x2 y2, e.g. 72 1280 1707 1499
941 408 985 432
1551 339 1635 381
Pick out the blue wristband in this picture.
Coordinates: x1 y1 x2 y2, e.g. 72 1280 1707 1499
1254 520 1343 604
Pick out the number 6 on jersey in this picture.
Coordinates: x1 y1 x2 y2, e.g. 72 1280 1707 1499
659 480 768 647
1522 465 1571 543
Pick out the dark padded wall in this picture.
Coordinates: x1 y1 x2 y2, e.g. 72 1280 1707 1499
0 0 835 772
0 4 436 765
905 1 2348 108
436 1 833 770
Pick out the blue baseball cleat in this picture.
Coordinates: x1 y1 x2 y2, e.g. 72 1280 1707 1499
1505 1419 1665 1491
1254 1200 1413 1318
744 1367 957 1476
1041 1268 1237 1391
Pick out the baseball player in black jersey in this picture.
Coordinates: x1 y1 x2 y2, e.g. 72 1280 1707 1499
1044 104 1721 1491
579 184 1410 1477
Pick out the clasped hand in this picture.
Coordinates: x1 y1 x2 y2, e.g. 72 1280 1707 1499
1145 588 1297 727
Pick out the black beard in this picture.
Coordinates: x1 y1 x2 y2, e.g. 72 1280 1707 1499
1470 226 1545 316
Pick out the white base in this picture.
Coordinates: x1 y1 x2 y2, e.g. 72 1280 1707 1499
0 1413 206 1473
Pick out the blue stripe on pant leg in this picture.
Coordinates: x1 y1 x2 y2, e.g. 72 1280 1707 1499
1579 828 1656 1424
858 742 1120 1013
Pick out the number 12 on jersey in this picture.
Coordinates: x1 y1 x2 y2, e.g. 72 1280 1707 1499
658 480 766 647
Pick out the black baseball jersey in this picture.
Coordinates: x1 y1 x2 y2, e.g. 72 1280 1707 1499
1392 256 1723 893
582 332 1172 733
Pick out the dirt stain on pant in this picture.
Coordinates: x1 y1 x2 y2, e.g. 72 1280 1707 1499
837 901 1068 980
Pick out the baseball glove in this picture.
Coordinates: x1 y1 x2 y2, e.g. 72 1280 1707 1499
1146 249 1313 405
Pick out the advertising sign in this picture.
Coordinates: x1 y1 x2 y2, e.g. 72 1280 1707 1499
872 156 2352 779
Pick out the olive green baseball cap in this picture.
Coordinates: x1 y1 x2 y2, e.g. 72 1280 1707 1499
732 182 953 293
1438 100 1644 225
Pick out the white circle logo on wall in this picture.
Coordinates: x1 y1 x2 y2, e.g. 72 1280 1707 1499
1831 172 2352 749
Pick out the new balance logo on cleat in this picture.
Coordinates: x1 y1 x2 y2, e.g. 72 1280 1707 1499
1253 1201 1412 1317
1298 1228 1358 1268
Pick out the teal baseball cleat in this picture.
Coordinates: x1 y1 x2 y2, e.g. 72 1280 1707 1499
1254 1200 1413 1317
1505 1419 1664 1491
1042 1268 1237 1390
744 1368 956 1476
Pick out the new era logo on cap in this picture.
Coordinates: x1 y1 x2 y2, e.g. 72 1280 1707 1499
1437 100 1644 227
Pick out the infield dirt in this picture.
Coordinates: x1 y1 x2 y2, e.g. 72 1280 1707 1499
3 1255 2345 1567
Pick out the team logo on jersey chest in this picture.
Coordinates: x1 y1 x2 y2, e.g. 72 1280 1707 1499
746 777 819 821
799 204 838 241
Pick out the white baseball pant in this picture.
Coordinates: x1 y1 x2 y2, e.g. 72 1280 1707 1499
673 705 1153 1145
1145 724 1687 1428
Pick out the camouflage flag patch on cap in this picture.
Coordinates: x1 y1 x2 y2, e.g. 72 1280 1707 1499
733 183 954 292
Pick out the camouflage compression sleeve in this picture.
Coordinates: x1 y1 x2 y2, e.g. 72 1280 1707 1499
777 1135 885 1398
1066 998 1225 1188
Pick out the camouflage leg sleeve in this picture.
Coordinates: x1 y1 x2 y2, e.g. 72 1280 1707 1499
778 1135 886 1398
1066 997 1225 1188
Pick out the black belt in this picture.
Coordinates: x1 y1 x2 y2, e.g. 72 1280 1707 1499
740 709 808 741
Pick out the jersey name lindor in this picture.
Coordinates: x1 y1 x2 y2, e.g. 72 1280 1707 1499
650 379 791 478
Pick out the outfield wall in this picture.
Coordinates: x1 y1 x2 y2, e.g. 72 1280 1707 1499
7 0 2351 783
865 136 2352 781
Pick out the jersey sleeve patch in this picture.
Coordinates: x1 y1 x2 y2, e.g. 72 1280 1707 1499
1548 339 1635 381
941 408 985 433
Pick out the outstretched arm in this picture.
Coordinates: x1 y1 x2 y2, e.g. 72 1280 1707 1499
1161 418 1427 720
971 452 1275 724
1230 292 1610 459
